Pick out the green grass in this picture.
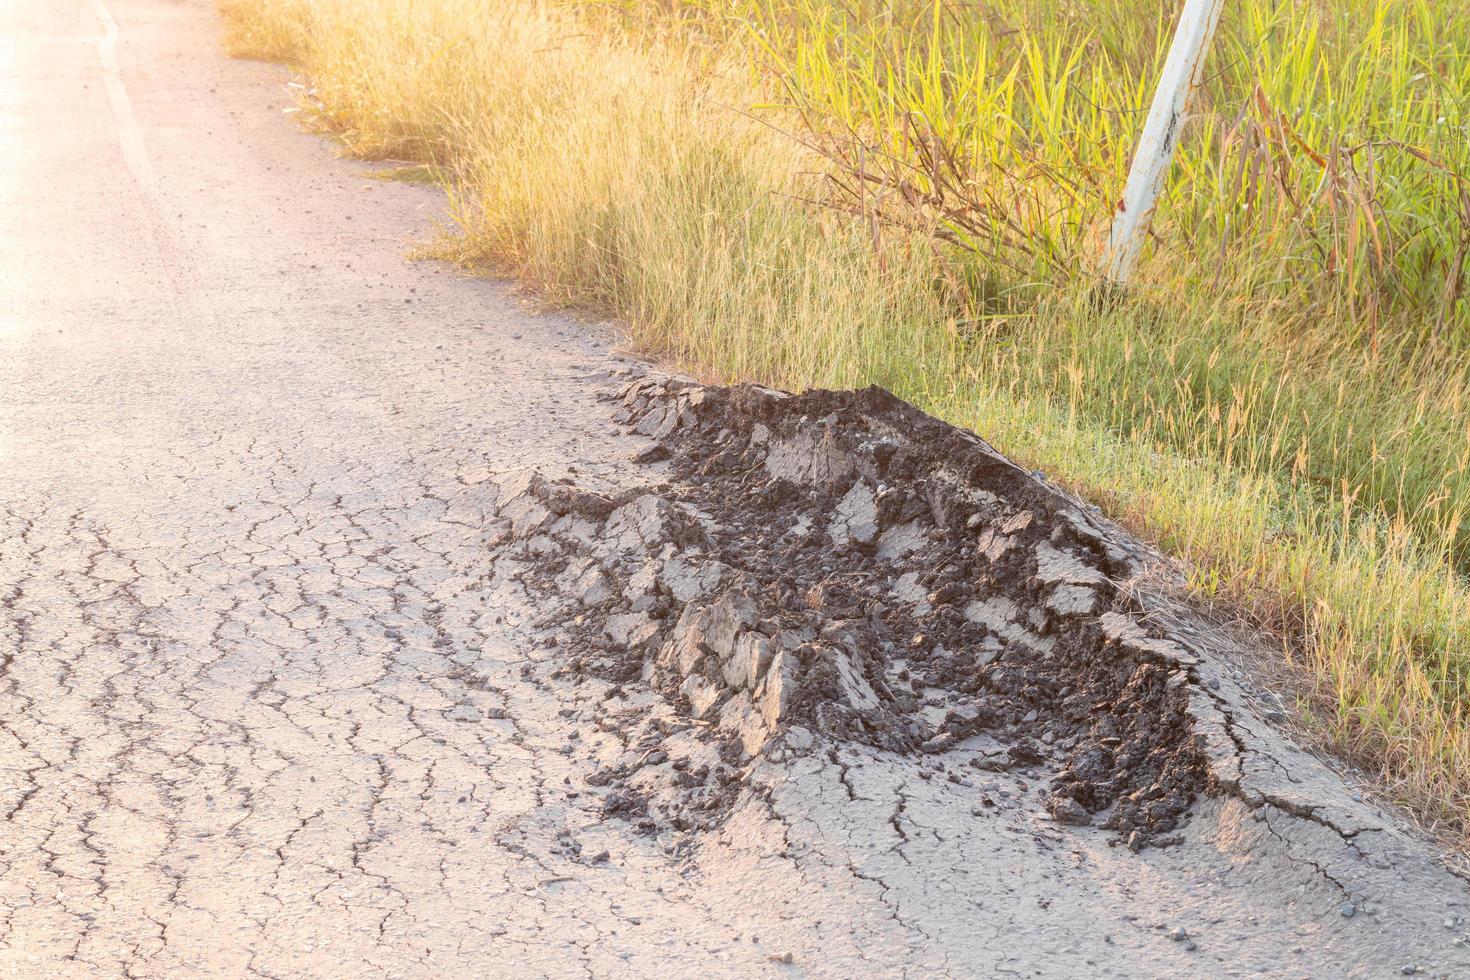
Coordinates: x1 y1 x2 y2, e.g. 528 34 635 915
219 0 1470 840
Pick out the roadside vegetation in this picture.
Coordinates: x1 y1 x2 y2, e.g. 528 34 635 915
220 0 1470 840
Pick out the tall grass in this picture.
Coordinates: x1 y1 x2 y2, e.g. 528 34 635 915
219 0 1470 840
721 0 1470 315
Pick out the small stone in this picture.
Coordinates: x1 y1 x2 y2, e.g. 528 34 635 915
1340 903 1356 918
1400 967 1417 976
1167 927 1188 942
1047 797 1091 826
591 850 610 864
921 733 955 754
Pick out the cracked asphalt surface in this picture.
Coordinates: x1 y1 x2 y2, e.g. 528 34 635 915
4 1 1470 977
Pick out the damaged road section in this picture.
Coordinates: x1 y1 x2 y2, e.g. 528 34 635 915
509 380 1211 847
483 376 1470 976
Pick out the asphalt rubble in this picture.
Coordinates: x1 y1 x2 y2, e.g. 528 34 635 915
488 376 1303 846
473 375 1470 975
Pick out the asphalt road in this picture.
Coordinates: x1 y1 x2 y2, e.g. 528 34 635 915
3 2 1470 978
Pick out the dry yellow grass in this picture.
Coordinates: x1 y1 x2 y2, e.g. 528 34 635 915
220 0 1470 842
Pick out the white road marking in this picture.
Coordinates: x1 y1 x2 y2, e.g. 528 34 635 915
88 0 187 295
90 0 158 194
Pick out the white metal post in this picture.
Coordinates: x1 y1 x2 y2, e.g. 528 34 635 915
1103 0 1226 285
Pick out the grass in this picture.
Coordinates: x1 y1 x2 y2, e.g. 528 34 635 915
219 0 1470 841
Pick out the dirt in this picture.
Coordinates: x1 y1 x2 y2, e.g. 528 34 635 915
498 379 1218 850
